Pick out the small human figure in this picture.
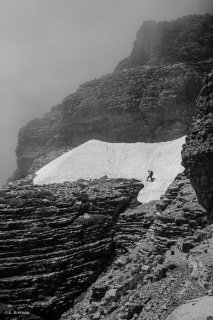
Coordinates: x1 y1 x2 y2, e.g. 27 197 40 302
147 170 154 182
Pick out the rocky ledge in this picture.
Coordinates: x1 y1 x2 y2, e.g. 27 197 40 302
0 177 142 319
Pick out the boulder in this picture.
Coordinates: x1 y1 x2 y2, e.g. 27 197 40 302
166 296 213 320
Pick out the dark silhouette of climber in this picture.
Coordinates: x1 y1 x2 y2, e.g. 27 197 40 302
147 170 154 182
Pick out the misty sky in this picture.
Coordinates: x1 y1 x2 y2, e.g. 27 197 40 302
0 0 212 186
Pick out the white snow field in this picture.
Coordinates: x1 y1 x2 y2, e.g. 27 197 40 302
33 137 185 203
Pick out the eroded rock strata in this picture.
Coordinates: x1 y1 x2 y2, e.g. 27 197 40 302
115 201 157 253
151 173 208 253
60 174 213 320
0 177 142 319
2 172 211 320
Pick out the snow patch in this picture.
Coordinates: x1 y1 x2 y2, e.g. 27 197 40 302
33 137 185 203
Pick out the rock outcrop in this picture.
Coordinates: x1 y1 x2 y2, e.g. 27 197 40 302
182 71 213 218
151 173 208 253
11 14 213 180
0 176 142 319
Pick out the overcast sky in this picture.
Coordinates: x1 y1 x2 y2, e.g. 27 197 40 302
0 0 212 186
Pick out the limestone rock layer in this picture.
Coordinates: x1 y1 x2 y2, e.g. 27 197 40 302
0 177 142 319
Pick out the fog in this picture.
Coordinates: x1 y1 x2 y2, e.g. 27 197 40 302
0 0 212 186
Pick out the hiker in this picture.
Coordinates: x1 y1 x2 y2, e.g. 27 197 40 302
147 170 154 182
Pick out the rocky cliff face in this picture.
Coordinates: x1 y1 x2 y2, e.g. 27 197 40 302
11 14 213 181
0 176 142 319
116 14 213 70
182 71 213 218
14 64 203 180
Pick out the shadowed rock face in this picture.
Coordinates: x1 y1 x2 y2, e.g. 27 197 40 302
13 64 203 180
182 72 213 217
0 176 142 319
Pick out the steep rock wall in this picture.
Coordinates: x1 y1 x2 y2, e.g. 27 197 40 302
182 71 213 217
